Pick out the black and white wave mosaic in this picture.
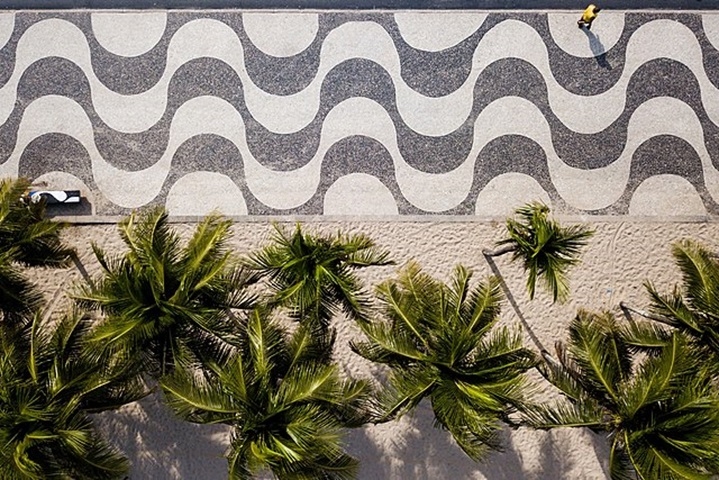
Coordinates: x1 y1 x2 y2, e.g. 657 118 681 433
1 10 719 217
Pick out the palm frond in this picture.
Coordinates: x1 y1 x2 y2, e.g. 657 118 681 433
431 382 502 461
616 318 673 354
672 240 719 318
375 364 439 421
494 202 593 302
245 223 391 328
534 307 719 480
0 248 43 324
160 306 366 479
0 306 138 479
356 262 534 460
161 368 238 424
0 178 74 268
565 311 632 406
645 282 703 334
522 398 605 430
73 208 254 378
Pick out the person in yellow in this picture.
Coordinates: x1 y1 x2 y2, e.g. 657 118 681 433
577 4 601 30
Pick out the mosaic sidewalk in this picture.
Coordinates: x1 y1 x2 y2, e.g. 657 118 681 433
1 11 719 217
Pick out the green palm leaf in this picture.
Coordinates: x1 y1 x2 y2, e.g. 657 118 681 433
0 309 145 479
353 261 536 461
0 178 73 325
161 308 369 479
643 240 719 360
487 202 594 303
245 223 392 329
0 178 74 268
74 207 257 378
529 309 719 480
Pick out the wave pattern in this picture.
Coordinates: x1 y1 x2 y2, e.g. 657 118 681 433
1 11 719 216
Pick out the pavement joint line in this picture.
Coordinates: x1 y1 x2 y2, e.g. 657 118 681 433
1 8 717 12
52 215 719 225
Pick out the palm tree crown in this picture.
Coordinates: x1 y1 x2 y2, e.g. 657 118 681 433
351 262 536 461
484 202 594 303
74 207 257 377
527 310 719 480
643 239 719 362
0 309 146 480
245 223 392 329
0 178 74 268
161 308 370 480
0 177 74 323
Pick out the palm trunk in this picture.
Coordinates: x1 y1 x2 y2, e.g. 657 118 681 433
71 251 93 287
483 254 550 359
541 349 561 369
482 245 516 257
619 302 676 327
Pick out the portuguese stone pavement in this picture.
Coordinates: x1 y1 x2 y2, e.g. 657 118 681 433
1 10 719 217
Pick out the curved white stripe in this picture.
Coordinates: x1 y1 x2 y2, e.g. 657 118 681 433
703 14 719 52
629 175 706 216
475 173 551 216
169 96 319 209
243 12 318 57
394 12 486 52
5 94 717 213
0 13 14 51
91 12 167 57
473 19 719 135
185 95 719 212
166 172 247 216
548 12 624 58
474 96 719 210
324 173 398 215
2 95 167 207
3 18 718 138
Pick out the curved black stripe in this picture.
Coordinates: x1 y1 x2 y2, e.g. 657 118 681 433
590 135 719 215
6 55 718 177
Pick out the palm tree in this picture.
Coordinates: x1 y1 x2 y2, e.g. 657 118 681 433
74 207 257 377
160 307 371 480
0 308 146 480
244 223 392 330
626 239 719 364
483 202 594 303
350 262 537 461
0 177 74 323
0 248 43 325
525 309 719 480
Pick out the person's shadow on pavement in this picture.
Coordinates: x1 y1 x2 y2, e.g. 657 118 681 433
583 28 612 70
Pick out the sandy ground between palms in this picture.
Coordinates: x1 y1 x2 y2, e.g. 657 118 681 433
25 219 719 479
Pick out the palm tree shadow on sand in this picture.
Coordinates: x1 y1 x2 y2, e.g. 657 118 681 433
92 392 230 480
346 399 583 479
483 254 550 358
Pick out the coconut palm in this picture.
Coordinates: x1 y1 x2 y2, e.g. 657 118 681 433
0 249 43 325
160 307 371 480
0 177 74 268
483 202 594 303
351 262 537 461
0 177 74 323
526 310 719 480
0 308 146 480
244 223 392 330
633 239 719 364
74 207 257 377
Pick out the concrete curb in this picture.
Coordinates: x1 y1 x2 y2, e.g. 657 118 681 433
0 1 714 10
51 214 719 225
